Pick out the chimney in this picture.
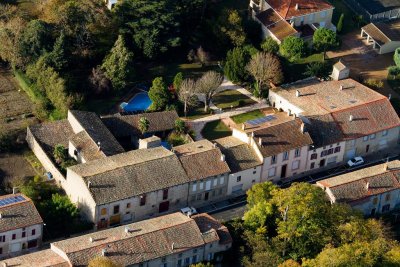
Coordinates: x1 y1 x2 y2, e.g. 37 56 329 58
3 263 7 267
0 213 3 219
89 237 94 243
125 226 131 234
87 181 92 188
242 124 246 130
366 182 370 190
340 85 344 91
300 122 305 133
213 143 217 148
221 154 225 162
102 249 107 256
251 132 255 138
97 141 101 152
349 115 353 122
295 3 299 10
258 137 262 147
296 90 300 97
171 242 175 251
287 109 292 116
293 113 297 119
389 94 392 100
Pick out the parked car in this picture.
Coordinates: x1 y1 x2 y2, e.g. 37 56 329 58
347 156 364 167
180 207 197 216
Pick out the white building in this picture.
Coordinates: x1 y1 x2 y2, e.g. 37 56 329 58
361 20 400 54
317 160 400 216
0 194 43 259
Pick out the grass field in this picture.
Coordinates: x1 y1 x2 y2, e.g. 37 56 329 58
231 110 264 124
213 90 256 110
201 120 232 140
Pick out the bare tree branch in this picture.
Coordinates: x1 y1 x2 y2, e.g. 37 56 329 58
197 71 224 112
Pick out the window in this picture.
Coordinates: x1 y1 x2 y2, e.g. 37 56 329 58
0 236 5 242
386 194 391 202
126 203 131 209
27 239 37 248
320 150 327 157
162 257 166 262
310 153 317 160
382 130 388 136
140 194 146 206
371 208 376 216
271 155 277 164
197 194 202 200
101 208 107 215
199 182 204 190
327 148 333 155
320 10 327 18
253 170 257 174
219 177 225 185
113 205 120 214
382 204 391 213
213 178 218 186
192 182 197 192
12 234 16 240
193 249 198 254
192 255 198 263
163 189 169 200
334 146 341 153
252 179 256 183
177 259 182 267
295 148 300 157
292 160 300 170
218 188 223 195
236 176 241 182
268 167 276 177
178 253 183 258
370 133 376 140
22 230 26 238
185 257 190 265
310 162 315 169
191 195 196 202
32 229 36 236
363 136 369 142
0 248 2 255
373 197 378 205
283 151 289 161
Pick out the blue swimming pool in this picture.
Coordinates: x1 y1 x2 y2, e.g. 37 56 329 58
120 92 152 112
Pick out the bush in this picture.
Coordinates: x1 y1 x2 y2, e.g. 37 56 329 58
280 36 307 62
168 132 188 146
363 78 384 90
224 47 251 83
261 37 279 54
388 66 400 79
394 48 400 68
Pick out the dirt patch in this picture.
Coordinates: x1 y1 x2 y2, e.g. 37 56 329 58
0 153 36 188
0 67 38 134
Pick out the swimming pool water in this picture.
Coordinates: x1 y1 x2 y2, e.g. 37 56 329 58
120 93 152 112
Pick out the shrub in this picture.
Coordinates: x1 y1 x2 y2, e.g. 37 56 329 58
279 36 307 62
388 66 400 78
261 37 279 54
363 78 384 90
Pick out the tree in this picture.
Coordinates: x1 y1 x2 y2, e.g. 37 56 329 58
247 182 277 208
337 14 344 33
44 31 68 72
313 28 339 60
138 117 150 135
19 20 51 64
304 62 330 79
261 37 279 54
197 46 210 66
174 119 186 134
113 0 180 58
102 35 134 90
53 144 67 164
394 48 400 67
219 9 246 47
173 72 184 91
178 78 197 117
224 47 250 83
190 263 213 267
279 36 307 62
148 77 171 111
278 259 301 267
89 66 112 95
88 257 122 267
0 17 25 67
246 52 283 97
197 71 224 112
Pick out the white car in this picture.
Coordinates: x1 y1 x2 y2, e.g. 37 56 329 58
180 207 197 216
347 156 364 167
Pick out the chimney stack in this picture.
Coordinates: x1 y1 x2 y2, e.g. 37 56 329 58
389 94 392 100
87 181 92 188
97 141 101 152
258 137 262 147
221 154 225 162
295 3 299 10
366 182 370 190
349 115 353 122
242 124 246 130
287 110 292 116
125 226 131 234
89 237 94 243
171 242 175 251
296 90 300 97
300 122 305 133
251 132 255 138
340 85 344 91
102 249 107 256
213 143 217 148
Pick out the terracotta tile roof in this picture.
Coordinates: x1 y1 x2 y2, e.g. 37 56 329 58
70 131 106 161
101 111 179 137
28 119 73 155
68 147 189 205
175 141 230 181
0 249 68 267
362 21 400 46
192 213 232 245
51 212 228 266
267 0 333 19
214 136 262 172
317 160 400 204
252 118 313 158
69 110 125 158
0 194 43 232
256 9 298 41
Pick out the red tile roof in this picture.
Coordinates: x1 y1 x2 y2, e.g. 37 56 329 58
267 0 333 19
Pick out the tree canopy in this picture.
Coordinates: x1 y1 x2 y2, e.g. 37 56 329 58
148 77 171 111
313 28 339 59
224 47 251 83
279 36 307 62
261 37 279 54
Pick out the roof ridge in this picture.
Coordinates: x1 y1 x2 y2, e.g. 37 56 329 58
372 22 393 42
328 168 399 188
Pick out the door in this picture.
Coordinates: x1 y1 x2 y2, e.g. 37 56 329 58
204 192 209 201
159 201 170 213
366 145 370 153
319 159 325 167
281 165 287 178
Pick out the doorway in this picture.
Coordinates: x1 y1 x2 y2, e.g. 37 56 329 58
204 192 209 201
281 165 287 178
366 145 370 153
159 201 170 213
319 159 325 167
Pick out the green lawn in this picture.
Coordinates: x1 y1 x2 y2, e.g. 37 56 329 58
284 54 334 83
201 120 232 140
328 0 358 34
295 53 324 64
212 90 256 110
231 110 264 124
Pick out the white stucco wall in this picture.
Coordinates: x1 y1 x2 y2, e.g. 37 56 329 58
227 166 262 196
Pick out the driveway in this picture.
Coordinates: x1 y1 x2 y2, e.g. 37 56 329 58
327 30 399 98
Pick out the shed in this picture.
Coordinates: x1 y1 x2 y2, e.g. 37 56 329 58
331 61 350 81
361 20 400 54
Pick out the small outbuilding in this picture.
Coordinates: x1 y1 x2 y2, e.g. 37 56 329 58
331 60 350 81
361 20 400 54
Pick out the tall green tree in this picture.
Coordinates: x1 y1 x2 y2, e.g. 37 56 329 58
173 72 184 91
113 0 180 58
44 31 68 72
19 20 51 64
224 47 250 83
102 35 134 90
313 28 339 60
148 77 170 111
337 14 344 33
279 36 307 62
261 37 279 54
394 48 400 67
